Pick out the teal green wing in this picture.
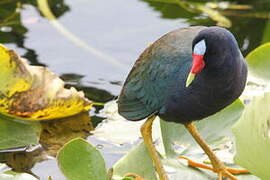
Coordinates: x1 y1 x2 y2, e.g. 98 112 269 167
117 27 204 120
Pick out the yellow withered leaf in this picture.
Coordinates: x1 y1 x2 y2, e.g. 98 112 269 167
0 44 91 120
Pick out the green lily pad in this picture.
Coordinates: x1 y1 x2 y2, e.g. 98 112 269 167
0 116 41 150
113 142 156 180
57 138 108 180
246 42 270 83
0 163 38 180
233 91 270 180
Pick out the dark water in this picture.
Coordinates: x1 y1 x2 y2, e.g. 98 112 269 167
0 0 270 179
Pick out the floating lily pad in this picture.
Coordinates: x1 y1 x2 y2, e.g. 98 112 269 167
113 142 156 180
233 91 270 180
0 115 41 150
94 101 144 145
57 138 108 180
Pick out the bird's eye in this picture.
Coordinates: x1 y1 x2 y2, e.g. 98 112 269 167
193 39 206 55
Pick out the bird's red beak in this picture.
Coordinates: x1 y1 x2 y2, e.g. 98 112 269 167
186 53 205 87
191 53 205 74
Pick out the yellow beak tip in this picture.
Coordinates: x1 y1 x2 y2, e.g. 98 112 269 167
185 73 196 87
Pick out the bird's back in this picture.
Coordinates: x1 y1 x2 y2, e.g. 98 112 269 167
118 26 206 121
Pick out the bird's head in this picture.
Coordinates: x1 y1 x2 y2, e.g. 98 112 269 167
185 39 206 87
185 26 239 87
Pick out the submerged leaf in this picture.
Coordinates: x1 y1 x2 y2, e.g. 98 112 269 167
233 91 270 180
0 44 91 120
57 138 108 180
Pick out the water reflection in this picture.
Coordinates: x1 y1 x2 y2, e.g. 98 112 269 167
0 147 44 175
0 0 69 66
61 73 116 102
40 112 93 157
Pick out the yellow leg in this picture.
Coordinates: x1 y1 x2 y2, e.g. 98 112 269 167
218 172 222 180
141 115 169 180
184 122 240 180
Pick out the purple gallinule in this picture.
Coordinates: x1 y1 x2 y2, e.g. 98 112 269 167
118 26 248 180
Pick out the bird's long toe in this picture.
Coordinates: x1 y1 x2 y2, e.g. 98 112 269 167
215 168 239 180
179 156 249 180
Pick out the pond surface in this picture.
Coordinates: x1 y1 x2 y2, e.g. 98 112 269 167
0 0 270 179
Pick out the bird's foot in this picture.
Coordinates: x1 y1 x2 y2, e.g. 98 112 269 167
124 173 148 180
178 156 249 180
